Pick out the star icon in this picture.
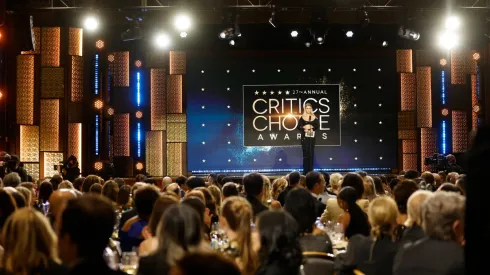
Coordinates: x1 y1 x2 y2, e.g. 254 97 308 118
285 90 290 95
279 158 282 162
227 141 231 144
270 91 274 95
255 91 259 95
278 91 282 95
227 123 231 126
262 91 267 95
227 105 231 109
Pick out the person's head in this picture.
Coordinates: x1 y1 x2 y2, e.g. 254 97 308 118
446 172 459 185
299 175 306 188
4 172 21 188
422 192 465 243
329 173 343 192
89 183 102 194
195 187 217 218
0 189 17 230
135 174 147 183
357 171 368 178
81 175 101 193
437 183 464 195
148 195 179 236
393 180 419 215
271 178 288 200
186 176 206 190
305 171 325 195
207 185 222 209
117 185 131 207
16 186 32 207
134 186 161 221
437 171 447 184
284 188 317 234
50 175 63 190
156 204 207 265
341 173 364 200
185 190 206 202
131 182 146 198
405 190 433 227
165 183 181 197
176 176 188 190
73 177 85 191
368 196 399 239
372 176 385 196
10 191 26 209
101 180 119 202
337 186 359 211
207 173 218 185
182 197 206 224
433 173 442 187
363 176 376 199
421 172 435 185
38 181 54 203
404 170 419 180
288 171 301 187
303 103 313 115
447 154 457 165
1 208 59 274
58 180 74 190
113 178 126 189
389 178 401 191
261 175 272 203
171 253 241 275
49 189 77 223
455 174 467 195
243 173 264 198
222 182 239 199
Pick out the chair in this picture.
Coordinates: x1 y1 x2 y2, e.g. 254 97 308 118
301 252 335 275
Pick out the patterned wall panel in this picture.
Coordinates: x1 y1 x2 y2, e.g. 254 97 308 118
40 99 59 151
416 50 433 66
416 67 432 128
402 140 417 154
113 52 130 87
41 68 64 98
41 27 60 67
71 56 84 102
68 28 83 56
452 111 468 153
146 52 168 68
16 55 35 125
169 51 186 75
421 128 438 172
146 131 165 177
402 154 418 171
167 142 186 176
42 152 63 178
24 163 40 181
400 73 416 111
396 50 413 73
398 111 416 139
20 125 39 162
167 114 187 142
151 69 166 130
467 51 478 75
114 114 130 156
21 27 40 55
67 123 82 171
451 50 466 85
471 75 478 131
167 75 183 113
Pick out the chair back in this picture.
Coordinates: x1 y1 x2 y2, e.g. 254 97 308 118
301 252 335 275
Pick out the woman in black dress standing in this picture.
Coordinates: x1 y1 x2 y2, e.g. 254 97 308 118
298 103 319 174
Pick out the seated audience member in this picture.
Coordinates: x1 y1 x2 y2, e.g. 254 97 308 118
58 196 125 275
446 172 459 185
138 204 212 275
299 175 306 188
175 176 188 196
48 189 77 227
195 187 218 224
5 189 26 209
437 182 464 195
0 208 68 275
455 174 467 195
432 173 443 189
363 176 377 201
118 183 147 232
50 175 63 191
171 253 241 275
139 195 179 256
271 177 287 201
393 192 465 275
135 174 147 183
255 211 302 275
389 178 401 192
206 173 219 187
243 173 268 218
72 177 85 191
89 183 102 194
222 182 239 200
37 181 54 213
372 176 386 196
305 171 327 217
337 187 370 239
437 171 447 185
404 170 418 180
81 175 101 193
120 186 160 252
329 173 343 195
165 183 181 198
162 176 172 189
117 185 131 211
277 171 301 206
335 197 399 275
400 190 432 244
113 178 126 189
102 180 119 204
185 176 206 191
319 172 337 203
3 172 21 188
208 185 222 210
392 180 419 240
58 180 74 190
16 186 32 207
261 176 272 206
182 197 207 227
0 190 17 231
285 188 333 254
220 197 258 274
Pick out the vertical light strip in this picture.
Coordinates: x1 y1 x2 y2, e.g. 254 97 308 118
441 71 446 105
441 120 447 154
108 120 111 158
137 122 141 158
95 54 99 95
95 115 99 155
137 72 141 107
477 64 481 127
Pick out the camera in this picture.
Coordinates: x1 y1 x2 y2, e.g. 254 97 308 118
424 153 449 172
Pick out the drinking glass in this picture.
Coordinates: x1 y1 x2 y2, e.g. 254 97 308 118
120 252 138 275
332 223 344 243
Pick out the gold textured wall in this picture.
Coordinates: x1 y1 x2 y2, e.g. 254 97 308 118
167 143 186 176
71 56 84 102
67 123 82 171
42 152 63 178
451 50 466 85
146 131 166 177
113 52 130 87
21 27 40 55
41 27 60 67
398 111 416 140
41 68 64 98
471 75 478 131
20 125 39 162
151 69 166 130
167 75 183 113
402 154 418 171
16 55 35 125
452 111 468 153
400 73 416 111
167 114 187 142
467 50 478 75
416 67 432 128
421 128 438 172
396 50 413 73
114 114 130 156
40 99 59 151
68 28 83 56
169 51 186 75
24 163 40 181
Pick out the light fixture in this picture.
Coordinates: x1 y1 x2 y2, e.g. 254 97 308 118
379 157 383 160
346 31 354 38
201 105 205 109
135 111 143 119
378 86 382 90
201 70 205 73
94 99 103 110
95 40 104 49
379 121 383 124
379 139 383 143
354 157 358 160
440 58 447 66
277 69 281 72
94 161 103 171
303 69 306 72
201 88 205 91
379 103 382 107
252 69 255 73
180 32 188 38
445 15 461 31
227 87 230 91
227 141 231 144
135 60 142 67
228 159 232 162
316 35 325 45
107 107 114 116
382 41 388 47
354 121 357 125
442 108 449 116
202 141 206 144
202 159 206 163
202 123 205 127
438 31 459 50
398 26 420 41
174 13 191 31
291 30 299 38
353 68 356 72
229 40 235 46
329 157 333 160
135 162 144 171
108 54 114 62
378 68 382 72
84 16 99 32
473 104 481 113
154 33 171 49
473 52 481 60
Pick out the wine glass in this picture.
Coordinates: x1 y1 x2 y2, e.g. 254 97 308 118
120 252 138 275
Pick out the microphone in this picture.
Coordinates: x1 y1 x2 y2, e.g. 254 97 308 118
309 115 311 121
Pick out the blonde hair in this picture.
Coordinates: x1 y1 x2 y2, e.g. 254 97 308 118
261 175 271 204
368 196 398 239
405 190 433 227
1 208 59 274
221 197 258 274
329 173 343 191
207 185 222 211
58 180 74 190
302 103 317 119
363 176 376 201
271 178 287 200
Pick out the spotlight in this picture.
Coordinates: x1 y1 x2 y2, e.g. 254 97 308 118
346 31 354 38
180 32 188 38
84 16 99 31
229 40 235 46
445 15 461 31
305 42 311 48
291 30 299 38
0 91 2 99
174 13 191 31
473 52 481 60
440 58 447 66
94 161 103 171
95 40 104 49
398 26 420 41
438 31 459 50
135 162 144 171
154 33 171 49
316 35 325 45
382 41 388 47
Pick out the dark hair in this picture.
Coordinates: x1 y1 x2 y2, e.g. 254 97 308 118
393 180 419 214
135 174 147 182
439 183 464 195
102 180 119 202
222 182 239 198
194 187 217 217
256 211 302 275
305 171 322 191
341 173 364 199
288 171 301 186
10 192 26 208
338 187 360 209
148 195 179 235
144 178 157 185
186 176 206 190
113 178 126 189
175 176 187 186
117 185 131 207
0 190 16 229
456 175 467 195
284 188 316 234
243 173 264 197
89 183 102 194
60 196 115 258
134 186 160 221
357 171 368 178
38 181 53 203
404 170 419 179
217 174 226 185
390 178 401 191
208 173 218 184
73 177 85 191
421 173 435 184
379 175 387 184
182 197 206 223
175 253 241 275
320 172 330 187
82 175 101 193
221 176 234 186
372 176 385 195
50 175 63 191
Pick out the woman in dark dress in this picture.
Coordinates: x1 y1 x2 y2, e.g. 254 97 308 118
297 103 319 175
337 187 370 239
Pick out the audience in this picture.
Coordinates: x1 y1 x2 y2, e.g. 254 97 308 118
305 171 326 217
222 182 239 200
3 173 21 188
102 180 119 204
392 180 419 240
337 187 370 239
277 171 301 206
89 183 102 194
400 190 432 244
116 185 131 211
243 173 268 218
171 253 241 275
81 175 101 193
186 176 206 190
437 182 464 195
50 175 63 191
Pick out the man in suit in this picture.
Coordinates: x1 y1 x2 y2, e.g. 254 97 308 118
277 171 301 206
243 173 268 218
305 171 326 218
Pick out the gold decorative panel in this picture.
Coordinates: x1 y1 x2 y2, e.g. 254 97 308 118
20 126 39 162
167 142 186 176
41 27 60 67
402 140 417 154
24 163 40 181
416 67 432 128
114 114 130 156
151 69 166 130
169 51 186 75
396 50 413 73
67 123 82 172
471 75 478 131
42 152 63 178
400 73 416 111
167 75 183 113
452 111 468 153
71 56 84 102
451 50 466 85
167 114 187 142
21 27 40 55
146 51 168 68
402 154 418 171
146 131 165 177
113 52 130 87
467 50 478 75
421 128 437 172
40 99 59 151
68 28 83 56
16 55 35 125
41 68 64 98
398 111 416 140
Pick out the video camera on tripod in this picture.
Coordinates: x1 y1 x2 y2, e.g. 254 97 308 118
424 153 449 172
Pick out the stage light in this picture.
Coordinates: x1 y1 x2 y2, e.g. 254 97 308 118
201 70 204 73
279 158 282 162
253 159 257 162
135 162 144 171
328 68 331 72
379 157 383 160
291 30 299 38
473 52 481 60
353 68 356 72
379 139 383 142
227 123 231 126
154 33 171 49
94 161 103 171
174 13 191 31
379 121 383 124
277 69 281 72
202 123 205 127
346 31 354 38
201 88 205 91
136 111 143 119
94 99 103 110
202 159 206 163
135 60 142 67
382 41 388 47
84 16 99 31
445 15 461 31
354 121 357 125
398 26 420 41
379 103 382 107
227 105 230 109
353 86 357 89
227 141 231 144
180 32 188 38
305 42 311 48
95 40 104 49
354 139 358 143
226 70 230 73
378 68 382 72
202 105 205 109
329 157 333 160
354 104 357 107
438 31 459 50
107 107 114 116
442 108 449 116
229 40 235 46
316 36 324 45
378 86 382 90
227 87 230 91
440 58 447 66
252 69 255 73
202 141 206 145
108 54 114 62
303 69 306 72
228 159 232 162
354 157 358 160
